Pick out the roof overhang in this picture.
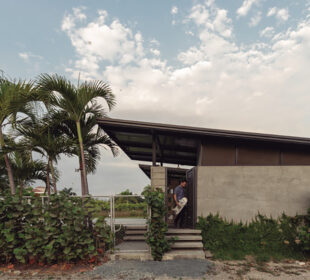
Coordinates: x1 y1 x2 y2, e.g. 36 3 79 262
97 117 310 166
139 164 188 179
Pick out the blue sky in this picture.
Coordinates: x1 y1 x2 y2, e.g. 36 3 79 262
1 0 310 195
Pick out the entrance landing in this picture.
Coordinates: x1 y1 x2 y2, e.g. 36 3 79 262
115 241 148 251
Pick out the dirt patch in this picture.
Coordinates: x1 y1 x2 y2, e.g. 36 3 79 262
207 259 310 280
0 256 109 279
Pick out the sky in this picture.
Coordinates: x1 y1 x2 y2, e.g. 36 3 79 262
1 0 310 195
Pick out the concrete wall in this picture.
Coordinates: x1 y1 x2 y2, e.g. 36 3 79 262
151 166 167 192
196 166 310 222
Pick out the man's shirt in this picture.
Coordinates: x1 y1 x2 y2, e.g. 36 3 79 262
174 185 184 201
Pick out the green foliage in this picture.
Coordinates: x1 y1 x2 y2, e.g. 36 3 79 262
296 208 310 253
197 212 309 261
0 191 112 264
143 186 171 261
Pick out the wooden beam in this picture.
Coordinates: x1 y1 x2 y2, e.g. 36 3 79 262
152 133 156 166
155 135 164 166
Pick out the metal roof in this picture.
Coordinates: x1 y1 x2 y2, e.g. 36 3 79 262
97 117 310 166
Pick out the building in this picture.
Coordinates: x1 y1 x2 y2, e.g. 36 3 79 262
98 118 310 228
33 186 46 195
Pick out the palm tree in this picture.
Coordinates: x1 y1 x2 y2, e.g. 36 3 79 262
17 120 70 196
9 150 50 196
0 143 50 195
0 78 36 195
36 74 116 195
51 111 118 191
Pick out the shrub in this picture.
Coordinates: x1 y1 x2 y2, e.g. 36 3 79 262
143 186 172 261
296 208 310 254
0 191 112 264
197 213 307 261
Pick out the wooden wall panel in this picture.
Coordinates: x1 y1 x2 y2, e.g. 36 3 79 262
282 150 310 165
198 140 310 166
200 142 236 165
237 145 280 165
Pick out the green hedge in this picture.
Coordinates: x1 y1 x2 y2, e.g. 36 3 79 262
84 199 146 211
197 212 310 262
0 192 112 264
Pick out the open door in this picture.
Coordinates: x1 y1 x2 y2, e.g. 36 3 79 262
165 167 188 227
185 167 197 228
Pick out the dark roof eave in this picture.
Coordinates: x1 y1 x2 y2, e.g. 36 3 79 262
97 117 310 146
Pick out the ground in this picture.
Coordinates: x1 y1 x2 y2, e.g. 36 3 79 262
0 259 309 279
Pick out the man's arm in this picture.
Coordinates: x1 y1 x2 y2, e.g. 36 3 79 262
173 193 179 206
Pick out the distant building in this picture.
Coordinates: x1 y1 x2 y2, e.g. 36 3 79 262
33 186 46 195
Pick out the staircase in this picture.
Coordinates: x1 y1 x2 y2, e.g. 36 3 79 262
123 225 147 241
163 228 205 260
111 225 151 260
122 226 205 260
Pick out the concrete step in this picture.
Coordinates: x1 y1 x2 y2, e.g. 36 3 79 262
125 230 147 235
167 228 201 235
125 225 147 230
170 242 203 249
124 235 202 241
167 235 202 241
163 250 205 260
124 235 146 241
109 252 152 261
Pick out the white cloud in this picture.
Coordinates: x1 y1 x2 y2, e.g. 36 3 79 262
267 7 277 17
19 52 29 61
186 30 195 36
171 6 178 15
62 9 145 79
267 7 289 22
18 52 42 62
62 5 310 140
150 38 160 46
237 0 260 17
188 3 232 38
150 48 160 56
277 8 289 21
260 26 275 38
249 11 262 27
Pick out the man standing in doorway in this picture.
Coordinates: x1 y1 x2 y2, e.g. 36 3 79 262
173 179 187 228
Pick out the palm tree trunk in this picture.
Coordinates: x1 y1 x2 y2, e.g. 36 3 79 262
46 158 51 197
76 121 88 196
0 125 16 195
19 181 24 197
79 157 85 196
49 160 57 194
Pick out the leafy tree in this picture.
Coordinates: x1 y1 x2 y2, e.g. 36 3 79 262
60 187 77 196
17 120 70 195
0 78 36 194
36 74 116 195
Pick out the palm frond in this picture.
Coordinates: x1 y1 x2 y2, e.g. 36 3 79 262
78 79 116 112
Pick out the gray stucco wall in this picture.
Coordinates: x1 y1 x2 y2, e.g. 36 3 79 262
197 166 310 222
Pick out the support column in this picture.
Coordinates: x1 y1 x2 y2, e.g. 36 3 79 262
151 166 167 192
